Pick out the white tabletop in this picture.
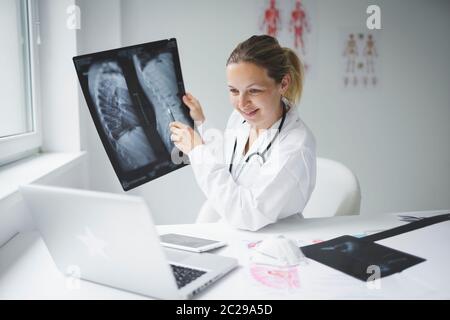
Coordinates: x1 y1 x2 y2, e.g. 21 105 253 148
0 210 449 299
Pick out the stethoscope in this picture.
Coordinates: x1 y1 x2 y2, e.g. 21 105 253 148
229 99 288 178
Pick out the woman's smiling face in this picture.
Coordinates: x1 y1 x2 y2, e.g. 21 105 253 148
226 62 286 130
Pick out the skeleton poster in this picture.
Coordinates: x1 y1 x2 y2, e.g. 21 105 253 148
259 0 317 78
73 39 192 191
341 31 381 89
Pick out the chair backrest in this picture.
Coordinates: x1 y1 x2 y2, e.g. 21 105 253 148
301 157 361 218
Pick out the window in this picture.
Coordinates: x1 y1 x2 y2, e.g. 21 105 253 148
0 0 41 166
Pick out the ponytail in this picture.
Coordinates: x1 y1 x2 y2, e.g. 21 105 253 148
282 47 304 106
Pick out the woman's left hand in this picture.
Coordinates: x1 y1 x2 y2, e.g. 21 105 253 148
169 121 203 154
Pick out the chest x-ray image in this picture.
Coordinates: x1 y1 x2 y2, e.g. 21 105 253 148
73 39 193 191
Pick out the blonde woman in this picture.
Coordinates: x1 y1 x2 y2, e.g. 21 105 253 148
169 35 316 231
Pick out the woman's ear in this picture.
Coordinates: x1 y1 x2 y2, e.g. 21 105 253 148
279 74 291 95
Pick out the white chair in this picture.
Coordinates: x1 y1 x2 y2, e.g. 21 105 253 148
301 157 361 218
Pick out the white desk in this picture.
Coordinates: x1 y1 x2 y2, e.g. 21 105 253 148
0 210 449 299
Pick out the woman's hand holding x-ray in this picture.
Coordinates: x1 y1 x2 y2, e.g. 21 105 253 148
169 92 205 154
182 92 205 124
169 121 203 154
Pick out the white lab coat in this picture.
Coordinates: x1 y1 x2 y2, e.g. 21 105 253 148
187 103 316 231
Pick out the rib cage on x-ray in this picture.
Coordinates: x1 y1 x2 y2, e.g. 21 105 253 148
88 61 157 171
133 52 191 154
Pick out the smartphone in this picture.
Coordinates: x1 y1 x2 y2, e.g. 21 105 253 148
160 233 227 252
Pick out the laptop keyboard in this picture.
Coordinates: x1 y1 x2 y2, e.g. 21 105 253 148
170 264 206 289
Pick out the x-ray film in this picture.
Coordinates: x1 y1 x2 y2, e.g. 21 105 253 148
73 39 192 191
301 235 425 281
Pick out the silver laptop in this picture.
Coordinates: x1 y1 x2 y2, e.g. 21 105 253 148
19 184 237 299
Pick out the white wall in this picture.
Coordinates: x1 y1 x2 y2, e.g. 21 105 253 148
301 0 450 215
79 0 450 224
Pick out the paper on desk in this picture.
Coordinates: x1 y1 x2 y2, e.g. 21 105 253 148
242 238 351 298
240 240 302 297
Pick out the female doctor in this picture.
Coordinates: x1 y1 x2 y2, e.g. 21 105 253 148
169 35 316 231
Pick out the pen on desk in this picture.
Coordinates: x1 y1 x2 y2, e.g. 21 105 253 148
167 108 175 122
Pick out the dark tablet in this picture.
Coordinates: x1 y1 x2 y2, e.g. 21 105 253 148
73 38 192 191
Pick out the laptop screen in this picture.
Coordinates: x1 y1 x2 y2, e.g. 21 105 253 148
73 39 193 191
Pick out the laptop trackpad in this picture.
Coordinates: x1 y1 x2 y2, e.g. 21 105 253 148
163 247 196 263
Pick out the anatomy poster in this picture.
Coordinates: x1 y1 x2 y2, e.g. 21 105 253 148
73 39 192 191
259 0 318 78
340 31 381 90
